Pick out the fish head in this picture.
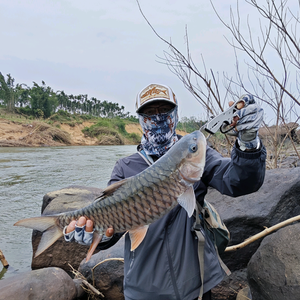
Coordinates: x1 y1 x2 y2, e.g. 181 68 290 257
177 130 206 184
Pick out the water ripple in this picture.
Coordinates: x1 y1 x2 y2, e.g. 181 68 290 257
0 145 136 279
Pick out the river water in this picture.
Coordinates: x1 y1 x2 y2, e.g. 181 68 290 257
0 145 137 280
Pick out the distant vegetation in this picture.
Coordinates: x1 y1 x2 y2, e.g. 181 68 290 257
82 118 141 144
0 72 137 120
0 71 205 132
0 72 205 145
177 116 204 133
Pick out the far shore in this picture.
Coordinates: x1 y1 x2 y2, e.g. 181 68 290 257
0 118 188 147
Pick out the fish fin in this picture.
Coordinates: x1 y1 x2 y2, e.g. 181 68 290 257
86 232 103 262
14 216 57 232
100 178 128 197
177 186 196 217
129 225 149 251
14 216 63 258
35 225 63 257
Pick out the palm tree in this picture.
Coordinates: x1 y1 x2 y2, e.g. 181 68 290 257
0 73 16 111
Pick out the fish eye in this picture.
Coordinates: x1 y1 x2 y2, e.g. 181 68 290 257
189 143 198 152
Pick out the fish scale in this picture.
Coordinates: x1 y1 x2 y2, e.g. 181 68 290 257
54 157 185 233
56 164 183 232
14 130 207 260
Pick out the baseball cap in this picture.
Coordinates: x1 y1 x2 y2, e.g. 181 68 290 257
135 83 178 113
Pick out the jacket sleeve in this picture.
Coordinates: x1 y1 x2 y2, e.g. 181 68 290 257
107 159 125 185
201 140 266 197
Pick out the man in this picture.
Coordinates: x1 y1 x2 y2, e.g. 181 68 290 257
65 83 266 300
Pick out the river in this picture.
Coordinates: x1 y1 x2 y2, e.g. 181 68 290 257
0 145 137 280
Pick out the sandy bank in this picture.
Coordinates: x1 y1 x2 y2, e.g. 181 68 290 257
0 118 188 147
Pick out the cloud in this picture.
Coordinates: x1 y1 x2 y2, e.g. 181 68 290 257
0 0 269 119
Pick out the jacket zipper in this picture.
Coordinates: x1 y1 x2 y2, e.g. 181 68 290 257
126 250 135 276
165 229 181 300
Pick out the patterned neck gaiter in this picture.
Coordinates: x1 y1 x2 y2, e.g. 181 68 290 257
138 107 179 157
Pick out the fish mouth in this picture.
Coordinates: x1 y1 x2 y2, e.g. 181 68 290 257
179 168 201 184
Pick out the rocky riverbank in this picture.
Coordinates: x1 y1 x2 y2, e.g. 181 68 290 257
2 167 300 300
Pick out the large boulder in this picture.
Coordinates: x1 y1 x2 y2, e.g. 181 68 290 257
31 185 103 272
208 167 300 299
0 267 82 300
79 236 125 300
247 223 300 300
208 167 300 271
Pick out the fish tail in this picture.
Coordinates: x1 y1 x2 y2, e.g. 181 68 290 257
14 216 63 258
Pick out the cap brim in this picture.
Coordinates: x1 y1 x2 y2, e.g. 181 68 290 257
136 99 177 113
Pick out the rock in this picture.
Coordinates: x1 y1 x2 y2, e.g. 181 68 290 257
0 267 79 300
236 285 252 300
73 278 86 299
207 167 300 271
40 185 103 213
31 185 103 272
211 269 249 300
79 236 125 300
277 155 300 168
29 167 300 299
247 223 300 300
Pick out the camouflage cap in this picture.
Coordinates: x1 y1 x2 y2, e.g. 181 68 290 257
135 83 178 113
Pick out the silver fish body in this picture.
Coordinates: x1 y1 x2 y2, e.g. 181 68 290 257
15 130 206 259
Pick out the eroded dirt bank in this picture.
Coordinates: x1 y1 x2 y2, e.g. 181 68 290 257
0 119 187 147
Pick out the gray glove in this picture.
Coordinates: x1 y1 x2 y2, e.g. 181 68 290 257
63 224 95 245
63 224 113 246
233 94 264 151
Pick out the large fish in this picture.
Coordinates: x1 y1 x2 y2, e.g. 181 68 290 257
14 130 206 261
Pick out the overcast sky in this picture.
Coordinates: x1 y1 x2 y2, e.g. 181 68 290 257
0 0 267 119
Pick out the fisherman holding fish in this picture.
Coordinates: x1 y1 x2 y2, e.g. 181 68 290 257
16 83 266 300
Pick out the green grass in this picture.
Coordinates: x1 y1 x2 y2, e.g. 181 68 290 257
82 118 141 144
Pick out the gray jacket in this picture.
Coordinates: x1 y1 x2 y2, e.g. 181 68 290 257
99 140 266 300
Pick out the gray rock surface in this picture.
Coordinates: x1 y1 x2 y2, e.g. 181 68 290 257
207 167 300 271
0 267 79 300
79 236 125 300
247 223 300 300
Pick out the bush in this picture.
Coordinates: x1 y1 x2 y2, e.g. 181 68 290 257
17 106 33 116
125 115 139 123
57 110 71 118
82 118 140 144
128 132 141 144
80 114 93 120
34 109 44 119
177 116 205 133
49 110 73 122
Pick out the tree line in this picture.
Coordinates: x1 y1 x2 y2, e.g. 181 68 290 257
0 72 204 133
0 72 133 119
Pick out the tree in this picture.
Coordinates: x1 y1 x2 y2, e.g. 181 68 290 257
0 73 16 111
30 81 58 118
17 85 30 107
56 91 69 110
0 72 132 120
136 0 300 168
211 0 300 168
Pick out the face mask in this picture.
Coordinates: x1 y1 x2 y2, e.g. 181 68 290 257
138 106 179 157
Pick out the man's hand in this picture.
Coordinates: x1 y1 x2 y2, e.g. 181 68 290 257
63 216 114 245
231 94 264 151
